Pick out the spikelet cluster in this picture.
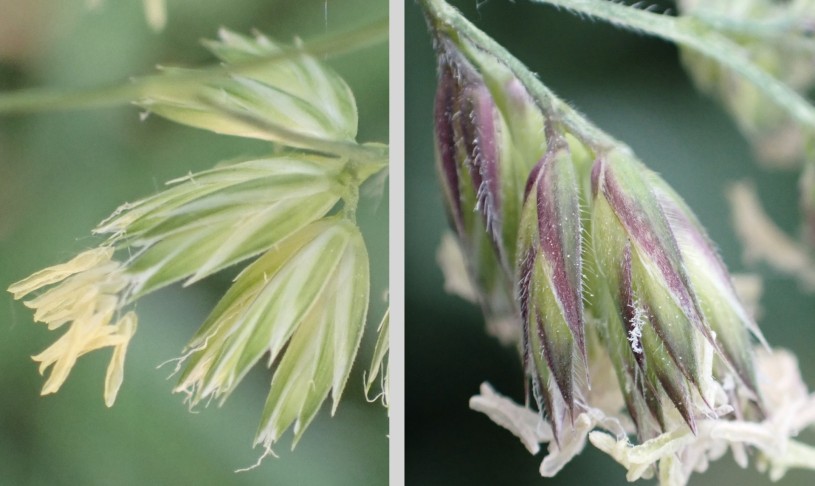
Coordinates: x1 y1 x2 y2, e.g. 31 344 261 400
428 3 815 483
9 27 388 461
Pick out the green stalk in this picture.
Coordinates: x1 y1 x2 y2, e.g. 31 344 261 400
530 0 815 132
0 17 387 115
419 0 625 152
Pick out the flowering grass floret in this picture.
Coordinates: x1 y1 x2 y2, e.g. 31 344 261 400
424 0 815 482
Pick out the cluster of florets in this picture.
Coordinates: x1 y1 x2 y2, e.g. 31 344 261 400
430 17 815 484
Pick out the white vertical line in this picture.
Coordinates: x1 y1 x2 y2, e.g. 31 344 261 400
389 0 405 484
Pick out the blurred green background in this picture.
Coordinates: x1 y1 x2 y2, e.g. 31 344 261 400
406 1 815 485
0 1 388 484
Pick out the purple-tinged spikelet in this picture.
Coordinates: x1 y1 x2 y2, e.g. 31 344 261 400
423 1 815 482
517 145 586 441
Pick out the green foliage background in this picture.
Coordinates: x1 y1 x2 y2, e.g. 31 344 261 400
406 1 815 485
0 1 388 484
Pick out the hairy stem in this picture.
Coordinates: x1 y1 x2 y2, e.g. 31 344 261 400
531 0 815 132
419 0 625 153
0 18 387 115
